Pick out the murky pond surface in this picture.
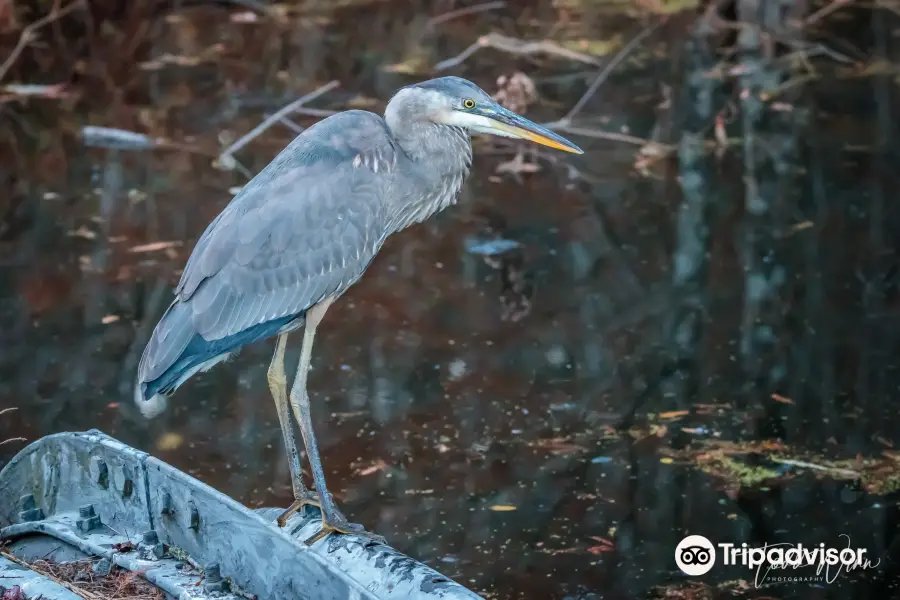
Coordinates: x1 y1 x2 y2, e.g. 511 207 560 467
2 2 900 599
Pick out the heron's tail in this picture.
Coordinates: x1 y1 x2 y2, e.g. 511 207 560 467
134 300 195 419
134 385 168 418
134 298 301 419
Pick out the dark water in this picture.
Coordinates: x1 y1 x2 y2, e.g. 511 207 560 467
2 2 900 599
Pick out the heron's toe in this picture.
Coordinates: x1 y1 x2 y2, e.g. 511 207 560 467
275 492 322 527
303 516 386 546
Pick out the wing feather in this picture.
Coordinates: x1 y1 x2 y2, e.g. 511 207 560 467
174 110 396 341
139 301 195 382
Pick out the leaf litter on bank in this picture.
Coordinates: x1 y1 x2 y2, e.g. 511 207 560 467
0 550 164 600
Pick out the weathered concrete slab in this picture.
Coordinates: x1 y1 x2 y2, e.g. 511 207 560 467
0 430 483 600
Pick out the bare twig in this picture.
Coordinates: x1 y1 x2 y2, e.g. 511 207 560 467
549 124 668 149
547 20 664 129
785 40 856 64
532 149 603 184
127 241 183 253
275 116 306 134
426 1 505 30
286 107 337 118
272 107 338 135
0 552 97 600
0 0 86 83
805 0 853 25
218 80 340 170
770 457 860 478
433 32 602 72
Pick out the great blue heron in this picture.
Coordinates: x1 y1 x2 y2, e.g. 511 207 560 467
134 76 582 545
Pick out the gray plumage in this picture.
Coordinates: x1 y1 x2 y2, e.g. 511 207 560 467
133 75 582 544
135 76 581 419
136 80 476 414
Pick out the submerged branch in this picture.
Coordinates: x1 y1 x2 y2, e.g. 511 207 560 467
426 1 506 31
0 0 87 83
547 20 665 128
217 80 340 171
433 33 602 71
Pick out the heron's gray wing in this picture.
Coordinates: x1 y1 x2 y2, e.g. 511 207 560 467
174 110 396 341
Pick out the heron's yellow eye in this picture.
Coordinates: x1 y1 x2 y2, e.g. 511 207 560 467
462 98 476 109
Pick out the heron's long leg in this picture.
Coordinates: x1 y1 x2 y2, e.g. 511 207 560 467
288 298 385 546
268 332 320 527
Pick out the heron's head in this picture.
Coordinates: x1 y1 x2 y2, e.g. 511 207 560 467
385 76 583 154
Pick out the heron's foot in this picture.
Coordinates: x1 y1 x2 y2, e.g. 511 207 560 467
275 492 322 527
303 513 386 546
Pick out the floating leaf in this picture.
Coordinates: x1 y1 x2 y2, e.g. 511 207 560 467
588 535 614 545
658 410 689 419
533 437 587 455
464 237 521 256
230 11 259 23
67 226 96 240
155 432 184 451
128 241 182 253
681 427 711 436
3 83 70 98
356 459 388 476
771 393 794 404
586 535 615 554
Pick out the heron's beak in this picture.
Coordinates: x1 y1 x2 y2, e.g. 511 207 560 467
477 106 583 154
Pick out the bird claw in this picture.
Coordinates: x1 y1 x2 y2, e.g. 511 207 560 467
303 516 386 546
275 492 322 527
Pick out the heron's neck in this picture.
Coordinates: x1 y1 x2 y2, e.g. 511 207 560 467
391 119 469 159
386 121 473 230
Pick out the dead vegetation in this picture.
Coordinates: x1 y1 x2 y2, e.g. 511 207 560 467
0 0 878 186
619 406 900 497
0 550 164 600
0 408 25 449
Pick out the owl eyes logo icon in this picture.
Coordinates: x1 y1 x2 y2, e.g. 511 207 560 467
675 535 716 576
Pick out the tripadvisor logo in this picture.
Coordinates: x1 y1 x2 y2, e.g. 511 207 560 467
675 535 716 576
674 534 879 586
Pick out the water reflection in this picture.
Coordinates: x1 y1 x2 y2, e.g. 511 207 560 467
2 2 900 599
